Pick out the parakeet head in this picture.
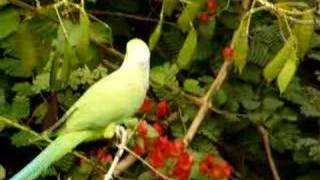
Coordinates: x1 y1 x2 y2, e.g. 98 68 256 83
124 38 150 68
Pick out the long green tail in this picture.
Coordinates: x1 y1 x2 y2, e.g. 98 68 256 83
11 131 97 180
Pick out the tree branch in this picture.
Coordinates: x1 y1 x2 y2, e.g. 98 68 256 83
257 126 281 180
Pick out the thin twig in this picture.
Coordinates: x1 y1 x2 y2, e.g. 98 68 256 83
104 126 128 180
257 126 281 180
88 10 177 27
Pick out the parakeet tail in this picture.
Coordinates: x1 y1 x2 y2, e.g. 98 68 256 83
11 131 96 180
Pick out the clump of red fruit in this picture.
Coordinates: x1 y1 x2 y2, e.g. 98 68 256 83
96 148 113 165
134 100 232 180
199 154 232 179
198 0 218 23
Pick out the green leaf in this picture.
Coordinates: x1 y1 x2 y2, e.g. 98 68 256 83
277 49 298 93
280 108 297 121
11 95 30 119
177 0 206 32
90 22 112 44
262 96 284 111
293 10 314 58
241 99 261 110
10 131 39 147
32 102 48 124
77 12 91 64
213 89 228 107
176 27 197 70
233 17 250 73
0 0 8 6
0 9 20 39
0 164 5 180
263 35 297 83
138 171 154 180
163 0 179 16
12 82 33 96
148 20 162 51
15 24 38 77
61 41 77 87
183 78 204 96
150 63 178 86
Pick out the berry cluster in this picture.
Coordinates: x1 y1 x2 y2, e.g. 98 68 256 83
130 98 233 180
139 98 170 119
198 0 219 23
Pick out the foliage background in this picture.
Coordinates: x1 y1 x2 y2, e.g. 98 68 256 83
0 0 320 179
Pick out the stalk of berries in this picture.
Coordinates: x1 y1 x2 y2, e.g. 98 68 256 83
198 0 219 23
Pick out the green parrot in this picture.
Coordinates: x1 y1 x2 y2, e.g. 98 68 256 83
11 38 150 180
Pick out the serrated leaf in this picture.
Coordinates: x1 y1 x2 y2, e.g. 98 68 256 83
150 63 178 86
280 108 297 121
293 10 314 58
277 49 298 93
177 0 206 32
10 131 39 147
53 154 76 172
176 27 197 70
263 35 297 82
148 20 162 51
90 22 112 44
11 95 30 119
0 9 19 39
263 96 284 111
233 17 249 73
241 99 261 110
12 82 33 96
183 78 203 96
213 89 228 107
15 24 38 77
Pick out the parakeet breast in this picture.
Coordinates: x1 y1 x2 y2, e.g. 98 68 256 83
64 64 149 132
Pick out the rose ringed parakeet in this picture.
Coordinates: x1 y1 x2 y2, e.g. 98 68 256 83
11 38 150 180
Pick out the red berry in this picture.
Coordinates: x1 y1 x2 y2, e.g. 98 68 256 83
168 139 185 157
222 47 234 60
153 122 164 136
207 0 218 12
139 98 152 113
137 121 148 138
156 101 169 119
198 12 209 23
199 155 215 175
96 148 104 159
149 148 165 168
172 152 193 180
132 144 144 156
216 161 233 177
101 153 113 164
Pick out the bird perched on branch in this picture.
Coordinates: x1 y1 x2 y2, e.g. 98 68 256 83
11 38 150 180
